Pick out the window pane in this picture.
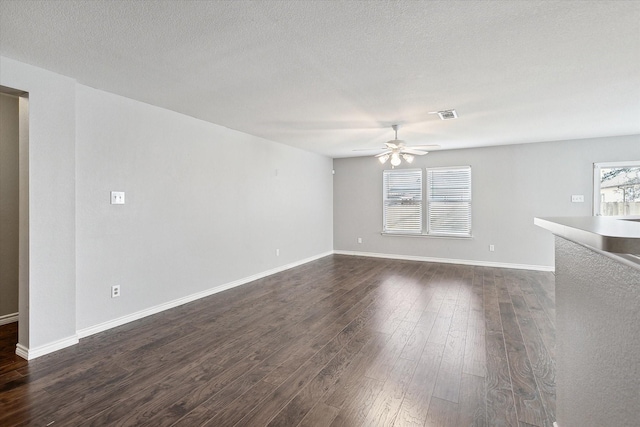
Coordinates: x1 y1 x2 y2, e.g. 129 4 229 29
428 202 471 236
598 165 640 216
384 202 422 232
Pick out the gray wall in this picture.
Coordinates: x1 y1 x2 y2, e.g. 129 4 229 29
0 55 333 355
1 56 77 350
74 86 334 330
0 93 19 319
555 237 640 427
334 135 640 269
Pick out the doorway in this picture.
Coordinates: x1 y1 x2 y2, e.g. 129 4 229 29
0 86 28 360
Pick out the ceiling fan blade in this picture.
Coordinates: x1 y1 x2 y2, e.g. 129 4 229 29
401 148 429 155
266 120 387 131
374 150 392 157
406 144 440 150
385 142 399 149
352 147 385 152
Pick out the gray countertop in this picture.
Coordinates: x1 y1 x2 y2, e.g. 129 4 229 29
534 216 640 255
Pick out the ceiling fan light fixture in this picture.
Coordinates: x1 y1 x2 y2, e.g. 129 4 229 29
371 124 432 166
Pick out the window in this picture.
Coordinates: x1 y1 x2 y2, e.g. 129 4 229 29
426 166 472 236
383 166 472 237
593 161 640 216
383 168 423 234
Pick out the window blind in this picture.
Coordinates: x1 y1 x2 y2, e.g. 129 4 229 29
426 166 472 236
383 169 423 234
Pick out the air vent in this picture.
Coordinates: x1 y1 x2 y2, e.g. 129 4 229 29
437 109 458 120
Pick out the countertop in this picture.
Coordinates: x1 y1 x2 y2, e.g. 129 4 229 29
534 216 640 255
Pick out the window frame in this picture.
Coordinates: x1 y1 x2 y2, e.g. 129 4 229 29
382 166 472 238
382 168 423 235
593 160 640 217
425 166 472 237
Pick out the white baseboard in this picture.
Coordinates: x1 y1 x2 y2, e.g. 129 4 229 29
77 251 333 339
15 334 79 360
0 312 18 326
24 248 550 360
333 250 555 272
15 344 28 359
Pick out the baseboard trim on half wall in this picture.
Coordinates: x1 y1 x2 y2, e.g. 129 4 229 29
77 250 334 340
0 312 18 326
332 250 555 272
16 334 79 360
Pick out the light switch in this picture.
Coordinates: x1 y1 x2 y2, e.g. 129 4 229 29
111 191 125 205
571 195 584 203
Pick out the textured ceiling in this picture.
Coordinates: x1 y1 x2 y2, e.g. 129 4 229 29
1 0 639 157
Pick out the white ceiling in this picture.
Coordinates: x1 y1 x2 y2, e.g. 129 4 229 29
1 0 639 158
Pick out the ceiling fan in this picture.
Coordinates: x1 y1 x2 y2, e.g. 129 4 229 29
356 124 440 167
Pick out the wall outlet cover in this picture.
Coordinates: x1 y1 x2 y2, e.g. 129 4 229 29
111 191 125 205
571 194 584 203
111 285 121 298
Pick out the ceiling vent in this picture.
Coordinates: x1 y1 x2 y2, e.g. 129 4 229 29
436 109 458 120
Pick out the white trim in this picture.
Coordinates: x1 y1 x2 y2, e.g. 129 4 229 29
15 248 553 360
0 312 18 326
594 160 640 168
15 344 28 359
381 232 472 239
15 335 79 360
77 251 333 339
593 162 601 215
333 250 555 272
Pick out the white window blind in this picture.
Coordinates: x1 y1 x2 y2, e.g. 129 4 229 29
383 169 423 234
426 166 472 236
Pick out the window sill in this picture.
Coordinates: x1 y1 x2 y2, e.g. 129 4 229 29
381 232 473 240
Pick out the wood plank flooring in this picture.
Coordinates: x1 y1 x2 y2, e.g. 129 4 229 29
0 255 556 426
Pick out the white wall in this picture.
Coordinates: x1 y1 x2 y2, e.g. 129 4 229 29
0 93 19 319
333 135 640 269
75 85 333 331
0 56 77 351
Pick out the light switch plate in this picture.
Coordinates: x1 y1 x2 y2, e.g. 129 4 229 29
571 194 584 203
111 191 125 205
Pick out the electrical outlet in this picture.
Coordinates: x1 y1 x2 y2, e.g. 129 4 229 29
357 237 363 244
571 194 584 203
489 244 495 252
111 191 125 205
111 285 121 298
276 249 280 256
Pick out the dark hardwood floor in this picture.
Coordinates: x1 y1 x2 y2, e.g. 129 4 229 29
0 255 556 426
